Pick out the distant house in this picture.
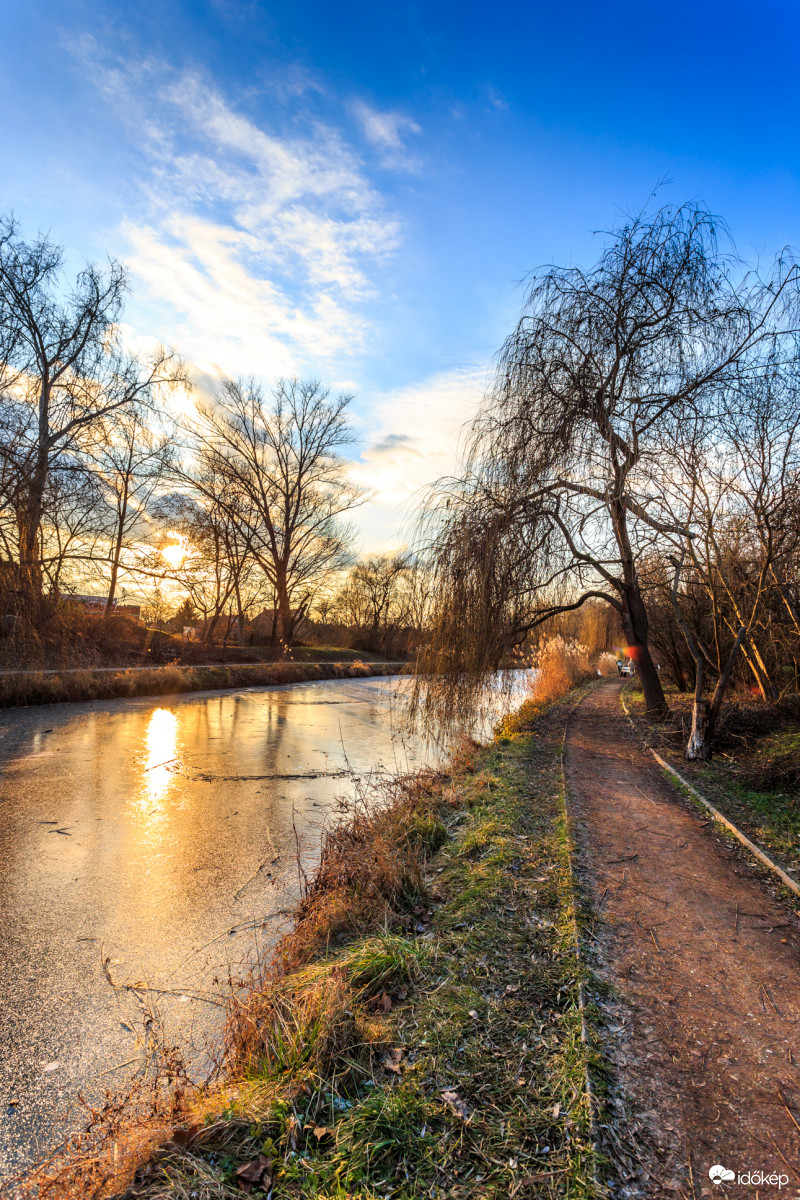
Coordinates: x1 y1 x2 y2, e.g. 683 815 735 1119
249 606 308 642
65 594 141 621
67 593 107 612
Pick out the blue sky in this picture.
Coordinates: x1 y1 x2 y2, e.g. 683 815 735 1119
3 0 799 548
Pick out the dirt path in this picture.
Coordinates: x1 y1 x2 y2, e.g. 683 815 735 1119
565 680 800 1197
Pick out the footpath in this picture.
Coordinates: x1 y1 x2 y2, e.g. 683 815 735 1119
565 680 800 1196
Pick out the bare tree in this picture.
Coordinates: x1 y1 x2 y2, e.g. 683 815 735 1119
416 201 799 726
189 377 366 647
333 552 413 654
0 215 184 598
658 355 800 757
90 408 173 614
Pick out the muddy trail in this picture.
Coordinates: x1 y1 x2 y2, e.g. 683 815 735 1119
565 680 800 1197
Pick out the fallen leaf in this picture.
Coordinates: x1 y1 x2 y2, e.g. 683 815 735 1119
168 1123 200 1148
441 1089 472 1120
312 1125 330 1140
383 1047 404 1074
235 1153 273 1193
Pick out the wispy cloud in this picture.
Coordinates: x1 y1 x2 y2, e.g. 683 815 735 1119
351 100 422 170
484 84 508 112
70 38 402 379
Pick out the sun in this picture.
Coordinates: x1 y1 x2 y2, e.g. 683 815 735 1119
162 540 186 569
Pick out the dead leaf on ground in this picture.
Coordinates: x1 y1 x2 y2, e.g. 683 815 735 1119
165 1122 201 1149
367 989 393 1012
383 1047 404 1073
441 1088 472 1120
235 1153 273 1193
312 1125 330 1139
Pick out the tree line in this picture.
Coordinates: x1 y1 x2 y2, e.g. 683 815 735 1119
418 201 800 760
0 215 402 654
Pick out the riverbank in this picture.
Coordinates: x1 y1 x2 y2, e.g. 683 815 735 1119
0 659 405 709
28 690 599 1200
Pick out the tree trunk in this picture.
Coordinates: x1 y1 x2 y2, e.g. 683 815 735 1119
17 473 47 599
686 698 712 760
18 386 51 600
686 655 712 760
105 511 127 616
234 581 245 645
276 570 292 652
106 467 132 616
620 585 668 717
685 626 745 761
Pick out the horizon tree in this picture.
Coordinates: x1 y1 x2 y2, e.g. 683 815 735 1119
187 377 366 647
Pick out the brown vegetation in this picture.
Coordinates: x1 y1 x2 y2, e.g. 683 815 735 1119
0 659 399 709
528 635 594 706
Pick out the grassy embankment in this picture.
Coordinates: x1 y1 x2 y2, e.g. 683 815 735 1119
0 658 401 709
623 681 800 882
34 692 600 1200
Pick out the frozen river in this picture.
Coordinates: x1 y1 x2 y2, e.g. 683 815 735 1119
0 674 443 1178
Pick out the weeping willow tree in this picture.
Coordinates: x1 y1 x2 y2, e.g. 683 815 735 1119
414 201 799 730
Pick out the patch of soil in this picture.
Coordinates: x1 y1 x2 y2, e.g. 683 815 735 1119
565 681 800 1198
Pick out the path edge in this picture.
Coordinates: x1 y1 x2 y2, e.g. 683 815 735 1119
619 688 800 901
559 684 605 1193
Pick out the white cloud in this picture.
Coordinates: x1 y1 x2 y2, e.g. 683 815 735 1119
71 40 401 378
351 366 490 552
351 101 422 170
484 84 509 112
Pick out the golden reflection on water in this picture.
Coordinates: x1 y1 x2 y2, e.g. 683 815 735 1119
142 707 179 806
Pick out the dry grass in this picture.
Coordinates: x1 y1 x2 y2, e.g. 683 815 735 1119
274 769 450 974
0 661 398 709
530 636 594 706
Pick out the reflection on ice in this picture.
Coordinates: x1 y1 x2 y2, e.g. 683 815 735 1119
140 707 179 814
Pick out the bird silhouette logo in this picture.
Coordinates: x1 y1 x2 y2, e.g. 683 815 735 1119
708 1164 736 1185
